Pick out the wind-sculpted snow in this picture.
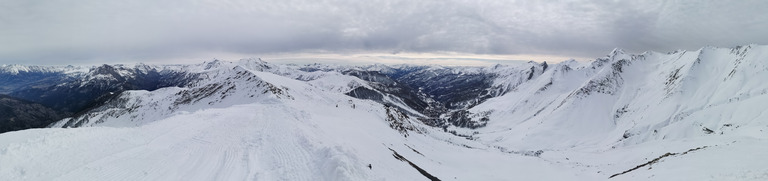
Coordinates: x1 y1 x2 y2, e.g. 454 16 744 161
2 45 768 180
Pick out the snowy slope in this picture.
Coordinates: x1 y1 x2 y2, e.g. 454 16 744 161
461 45 768 179
2 45 768 180
2 62 592 181
466 45 768 148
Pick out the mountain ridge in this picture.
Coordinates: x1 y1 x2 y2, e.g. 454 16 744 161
1 45 767 180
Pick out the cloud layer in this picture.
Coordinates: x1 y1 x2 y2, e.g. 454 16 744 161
1 0 767 64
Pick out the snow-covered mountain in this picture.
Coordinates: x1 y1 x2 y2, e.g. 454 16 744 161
1 45 768 180
0 63 194 113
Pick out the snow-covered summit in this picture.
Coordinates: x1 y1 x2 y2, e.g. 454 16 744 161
1 45 768 180
0 64 89 75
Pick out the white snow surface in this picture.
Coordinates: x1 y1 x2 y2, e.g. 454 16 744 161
2 45 768 180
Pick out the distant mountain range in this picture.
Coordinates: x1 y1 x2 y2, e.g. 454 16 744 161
1 45 768 180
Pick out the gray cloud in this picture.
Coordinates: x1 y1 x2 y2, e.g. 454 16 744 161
1 0 767 64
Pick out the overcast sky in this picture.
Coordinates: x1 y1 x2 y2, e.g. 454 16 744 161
1 0 767 65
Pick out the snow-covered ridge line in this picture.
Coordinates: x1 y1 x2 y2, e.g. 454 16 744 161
0 64 86 75
462 44 768 149
2 44 768 180
4 44 764 74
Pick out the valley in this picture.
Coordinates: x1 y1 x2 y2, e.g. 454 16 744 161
1 45 768 180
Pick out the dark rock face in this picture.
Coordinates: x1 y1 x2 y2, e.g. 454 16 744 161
384 105 421 137
446 110 489 129
346 87 384 101
0 95 65 134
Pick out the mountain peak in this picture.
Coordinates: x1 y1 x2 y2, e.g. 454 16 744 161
3 45 768 180
609 48 627 56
